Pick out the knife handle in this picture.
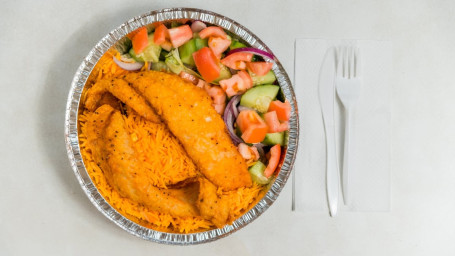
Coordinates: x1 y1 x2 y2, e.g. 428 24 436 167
325 124 339 217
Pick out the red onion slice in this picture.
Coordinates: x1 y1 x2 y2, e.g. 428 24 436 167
113 56 144 71
223 95 243 145
254 143 267 148
191 20 207 33
232 102 239 118
227 95 241 118
227 47 275 61
253 144 266 163
228 67 238 75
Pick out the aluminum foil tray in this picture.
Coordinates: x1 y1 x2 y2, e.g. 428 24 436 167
65 7 299 245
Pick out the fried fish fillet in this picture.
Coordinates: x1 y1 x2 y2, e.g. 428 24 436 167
84 79 160 123
85 105 199 217
197 178 230 227
122 71 252 191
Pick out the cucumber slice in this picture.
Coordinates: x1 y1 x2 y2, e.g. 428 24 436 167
262 132 285 146
250 70 276 85
284 130 289 146
179 39 197 66
178 38 208 66
248 161 272 185
194 38 208 50
240 85 280 113
230 39 247 50
213 64 232 83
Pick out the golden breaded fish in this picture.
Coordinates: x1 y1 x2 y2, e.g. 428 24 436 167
123 71 252 191
85 105 199 217
97 92 121 110
197 178 230 227
84 79 160 123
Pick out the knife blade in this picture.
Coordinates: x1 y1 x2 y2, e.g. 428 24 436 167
318 47 339 217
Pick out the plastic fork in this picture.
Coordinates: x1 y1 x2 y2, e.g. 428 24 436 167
336 46 362 205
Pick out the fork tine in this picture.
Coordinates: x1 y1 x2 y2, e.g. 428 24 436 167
345 46 349 77
346 46 350 78
354 47 361 78
349 46 355 79
335 47 341 77
343 46 349 78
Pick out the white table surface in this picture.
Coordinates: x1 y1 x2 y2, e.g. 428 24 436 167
1 0 454 255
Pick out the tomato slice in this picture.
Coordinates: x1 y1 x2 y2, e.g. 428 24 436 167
205 84 226 104
219 70 253 97
154 23 168 45
238 143 260 161
212 103 226 115
193 47 220 83
219 75 243 97
127 26 144 40
168 25 193 48
275 148 287 176
131 27 148 54
221 52 253 70
196 79 208 89
199 26 227 39
264 145 281 178
268 100 291 121
264 111 289 133
208 37 231 59
237 70 253 89
246 62 274 76
241 125 268 144
236 110 268 143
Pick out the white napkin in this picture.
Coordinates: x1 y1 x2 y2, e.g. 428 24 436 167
293 39 391 212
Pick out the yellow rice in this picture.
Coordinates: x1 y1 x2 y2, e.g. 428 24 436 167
78 48 266 233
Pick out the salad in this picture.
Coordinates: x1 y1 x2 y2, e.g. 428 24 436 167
113 19 290 185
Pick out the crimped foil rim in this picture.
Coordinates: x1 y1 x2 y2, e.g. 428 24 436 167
64 7 299 245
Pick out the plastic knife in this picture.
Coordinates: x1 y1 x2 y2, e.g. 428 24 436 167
318 47 340 217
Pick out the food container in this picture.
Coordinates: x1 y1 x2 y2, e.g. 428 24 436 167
65 7 299 245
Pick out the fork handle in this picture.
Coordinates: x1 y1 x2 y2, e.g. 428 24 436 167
342 108 353 205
